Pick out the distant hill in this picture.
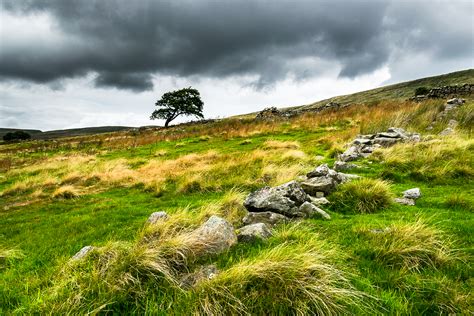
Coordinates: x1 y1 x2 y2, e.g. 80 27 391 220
295 68 474 111
0 126 132 140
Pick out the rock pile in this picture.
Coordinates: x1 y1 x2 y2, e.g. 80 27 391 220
426 98 465 134
338 127 420 162
394 188 421 206
255 107 289 120
254 101 346 120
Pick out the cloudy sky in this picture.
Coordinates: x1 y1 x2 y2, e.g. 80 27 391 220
0 0 472 130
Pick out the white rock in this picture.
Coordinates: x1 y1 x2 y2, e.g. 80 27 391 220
403 188 421 200
71 246 94 261
147 211 168 224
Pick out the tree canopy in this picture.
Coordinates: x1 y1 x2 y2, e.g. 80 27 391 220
150 87 204 127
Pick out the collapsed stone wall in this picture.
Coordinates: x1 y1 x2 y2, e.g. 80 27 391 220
411 83 473 101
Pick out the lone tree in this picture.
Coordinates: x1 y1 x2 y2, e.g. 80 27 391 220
150 87 204 127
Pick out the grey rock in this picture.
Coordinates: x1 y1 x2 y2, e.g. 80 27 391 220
439 127 454 136
353 138 372 145
301 176 337 196
309 196 330 206
237 223 273 242
446 98 465 105
339 145 361 162
334 160 358 171
394 198 415 206
376 132 402 139
243 211 289 227
357 134 376 139
448 119 458 128
180 264 218 288
403 188 421 200
147 211 168 224
334 172 361 184
372 137 399 147
307 163 330 178
244 181 309 217
71 246 94 261
315 192 325 198
299 202 331 220
192 215 237 254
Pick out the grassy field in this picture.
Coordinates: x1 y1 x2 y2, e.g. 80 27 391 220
1 72 473 314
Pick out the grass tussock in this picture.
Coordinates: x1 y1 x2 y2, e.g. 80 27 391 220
330 178 393 214
373 136 474 182
52 185 79 199
0 248 24 269
359 219 456 271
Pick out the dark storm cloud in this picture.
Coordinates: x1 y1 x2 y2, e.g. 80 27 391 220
0 0 472 91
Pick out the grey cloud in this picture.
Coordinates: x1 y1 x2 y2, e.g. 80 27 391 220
0 0 472 91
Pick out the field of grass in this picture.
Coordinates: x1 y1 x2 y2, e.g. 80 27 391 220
1 73 473 314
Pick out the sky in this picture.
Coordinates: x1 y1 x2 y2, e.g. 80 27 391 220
0 0 473 131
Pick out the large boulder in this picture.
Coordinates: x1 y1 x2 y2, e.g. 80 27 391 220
192 216 237 254
237 223 273 242
244 181 310 217
242 211 289 226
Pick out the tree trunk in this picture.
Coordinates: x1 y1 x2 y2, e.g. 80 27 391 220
164 117 172 127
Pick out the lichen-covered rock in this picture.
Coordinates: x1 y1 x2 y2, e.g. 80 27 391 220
242 211 289 226
243 181 309 217
403 188 421 200
309 196 330 206
147 211 168 224
192 216 237 254
298 201 331 220
237 223 273 242
71 246 94 261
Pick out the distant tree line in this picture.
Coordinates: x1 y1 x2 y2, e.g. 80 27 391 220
3 131 31 142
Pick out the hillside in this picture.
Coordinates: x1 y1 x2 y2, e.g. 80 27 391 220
0 126 133 140
0 71 473 314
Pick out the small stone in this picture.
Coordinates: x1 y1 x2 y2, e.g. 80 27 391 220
334 160 357 171
237 223 273 242
299 202 331 220
180 264 219 288
147 211 168 224
403 188 421 200
439 127 454 136
71 246 94 261
353 138 372 145
309 196 330 206
372 137 399 147
394 198 415 206
315 192 325 198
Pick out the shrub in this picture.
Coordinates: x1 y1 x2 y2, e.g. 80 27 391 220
414 86 430 96
330 178 393 214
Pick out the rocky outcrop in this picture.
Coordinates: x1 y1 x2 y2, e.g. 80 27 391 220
298 202 331 220
237 223 273 242
301 164 360 196
339 127 420 162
